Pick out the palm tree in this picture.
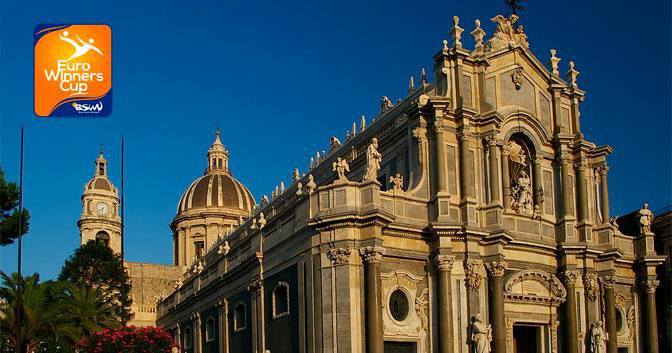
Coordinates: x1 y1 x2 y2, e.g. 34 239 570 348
0 272 66 353
0 272 118 352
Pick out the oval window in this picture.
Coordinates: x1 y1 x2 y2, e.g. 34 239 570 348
389 289 409 322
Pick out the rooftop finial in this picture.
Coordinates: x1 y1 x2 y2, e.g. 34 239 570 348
471 19 486 52
421 67 428 87
409 75 415 94
98 143 104 156
361 115 366 132
565 61 580 87
449 16 464 48
505 0 524 16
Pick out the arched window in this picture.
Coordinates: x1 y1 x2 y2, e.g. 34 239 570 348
194 240 205 259
504 134 539 216
233 303 246 332
95 231 110 247
272 282 290 319
183 327 192 349
205 317 216 342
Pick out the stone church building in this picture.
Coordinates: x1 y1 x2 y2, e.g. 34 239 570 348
76 11 668 353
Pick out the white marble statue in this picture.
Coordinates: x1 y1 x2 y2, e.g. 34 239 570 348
389 173 404 191
330 136 341 151
511 171 533 216
590 321 608 353
471 314 492 353
332 157 350 181
638 203 654 235
363 138 382 182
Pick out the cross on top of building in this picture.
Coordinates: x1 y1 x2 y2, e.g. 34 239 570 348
505 0 525 16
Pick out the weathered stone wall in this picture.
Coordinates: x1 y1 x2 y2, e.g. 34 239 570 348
126 261 182 327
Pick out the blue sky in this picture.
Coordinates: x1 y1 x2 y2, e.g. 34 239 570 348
1 0 670 280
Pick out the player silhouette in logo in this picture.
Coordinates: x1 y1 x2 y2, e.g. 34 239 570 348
59 30 103 61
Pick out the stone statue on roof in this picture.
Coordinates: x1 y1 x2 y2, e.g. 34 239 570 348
486 14 529 51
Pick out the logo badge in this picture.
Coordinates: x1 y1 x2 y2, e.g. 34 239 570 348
34 24 111 117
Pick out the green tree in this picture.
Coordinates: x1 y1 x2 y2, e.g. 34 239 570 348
0 167 30 246
58 240 133 324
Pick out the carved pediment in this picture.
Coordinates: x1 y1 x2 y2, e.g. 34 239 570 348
504 270 566 305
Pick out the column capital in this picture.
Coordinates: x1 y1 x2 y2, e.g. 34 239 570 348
215 297 228 312
360 245 385 263
556 154 570 165
561 270 581 285
434 254 455 271
464 259 484 291
599 275 616 289
486 261 507 277
192 311 201 324
583 273 599 301
247 277 263 293
597 165 609 175
573 159 589 170
457 130 471 142
639 279 660 293
327 247 352 266
486 135 499 147
532 157 543 165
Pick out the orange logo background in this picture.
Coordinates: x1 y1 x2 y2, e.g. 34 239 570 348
34 24 111 117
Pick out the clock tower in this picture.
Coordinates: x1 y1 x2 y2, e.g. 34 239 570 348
77 149 122 253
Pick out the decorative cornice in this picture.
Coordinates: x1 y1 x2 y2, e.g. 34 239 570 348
359 245 385 264
434 255 455 272
327 247 352 266
486 261 507 277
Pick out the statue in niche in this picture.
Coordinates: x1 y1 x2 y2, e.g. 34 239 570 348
471 314 492 353
637 203 654 235
332 157 350 181
511 171 533 216
363 138 382 182
589 321 608 353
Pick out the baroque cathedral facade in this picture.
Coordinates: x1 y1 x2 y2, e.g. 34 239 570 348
76 12 669 353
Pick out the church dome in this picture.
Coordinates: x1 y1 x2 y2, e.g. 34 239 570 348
87 177 113 191
84 152 117 193
175 129 256 216
177 173 255 213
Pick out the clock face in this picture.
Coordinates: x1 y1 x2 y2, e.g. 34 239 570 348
96 202 109 215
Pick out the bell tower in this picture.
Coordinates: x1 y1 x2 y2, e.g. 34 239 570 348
77 148 122 253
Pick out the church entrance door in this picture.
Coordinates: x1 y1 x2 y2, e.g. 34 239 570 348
512 324 544 353
384 341 416 353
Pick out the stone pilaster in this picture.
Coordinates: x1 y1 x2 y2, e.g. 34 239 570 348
458 131 474 199
559 155 573 218
532 158 543 212
192 312 202 353
435 255 455 353
216 298 228 353
598 166 610 222
640 279 660 353
500 147 511 210
561 271 580 353
434 120 448 194
599 276 617 353
248 278 264 353
487 137 500 204
486 261 507 353
574 159 589 223
360 245 385 353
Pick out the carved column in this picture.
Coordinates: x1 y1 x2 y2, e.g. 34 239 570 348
501 147 511 210
561 271 580 353
600 276 618 353
175 324 181 351
248 278 264 353
360 245 385 353
434 121 448 193
559 155 573 218
435 255 456 353
532 158 543 212
458 131 474 199
598 166 610 222
192 312 202 353
640 279 660 353
487 137 500 204
216 298 229 353
575 160 589 222
486 261 507 353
